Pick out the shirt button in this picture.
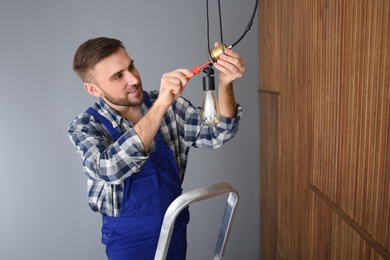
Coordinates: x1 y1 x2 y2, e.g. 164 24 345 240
103 234 108 239
103 219 108 224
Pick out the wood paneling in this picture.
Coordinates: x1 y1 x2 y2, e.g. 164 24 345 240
259 91 279 260
259 0 390 259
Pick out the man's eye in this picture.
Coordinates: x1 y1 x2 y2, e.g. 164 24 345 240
114 73 123 79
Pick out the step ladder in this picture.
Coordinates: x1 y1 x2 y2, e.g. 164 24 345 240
154 182 239 260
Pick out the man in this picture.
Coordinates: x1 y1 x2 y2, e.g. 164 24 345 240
68 37 245 259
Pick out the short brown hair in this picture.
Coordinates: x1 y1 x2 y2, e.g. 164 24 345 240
73 37 125 82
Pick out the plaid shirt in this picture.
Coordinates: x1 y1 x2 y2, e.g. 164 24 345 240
68 90 242 216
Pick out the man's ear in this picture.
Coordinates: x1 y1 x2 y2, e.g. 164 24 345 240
84 82 102 98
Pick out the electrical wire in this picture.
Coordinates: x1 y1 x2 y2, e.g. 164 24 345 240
206 0 210 50
229 0 258 48
206 0 224 51
218 0 224 44
187 0 258 80
206 0 258 49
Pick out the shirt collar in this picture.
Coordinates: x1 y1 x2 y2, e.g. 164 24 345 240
98 98 123 128
97 98 149 128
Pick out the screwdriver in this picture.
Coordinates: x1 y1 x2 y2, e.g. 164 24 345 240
185 61 211 80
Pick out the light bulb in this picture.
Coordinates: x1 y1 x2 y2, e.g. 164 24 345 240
201 67 220 125
201 90 220 125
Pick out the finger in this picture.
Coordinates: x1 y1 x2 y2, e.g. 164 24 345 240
221 49 244 64
216 57 242 74
162 75 186 96
219 52 245 73
170 69 192 84
162 70 187 84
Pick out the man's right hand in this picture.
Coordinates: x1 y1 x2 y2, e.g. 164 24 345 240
157 69 193 108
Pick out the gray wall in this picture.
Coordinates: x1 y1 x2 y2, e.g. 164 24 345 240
0 1 259 259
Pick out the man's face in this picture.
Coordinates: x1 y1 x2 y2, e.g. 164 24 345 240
89 47 144 108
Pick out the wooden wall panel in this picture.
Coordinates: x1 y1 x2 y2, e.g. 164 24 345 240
259 0 390 259
259 92 278 260
310 190 388 260
310 0 390 255
258 0 281 93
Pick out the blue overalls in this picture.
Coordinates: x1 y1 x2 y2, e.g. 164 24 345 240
86 92 189 260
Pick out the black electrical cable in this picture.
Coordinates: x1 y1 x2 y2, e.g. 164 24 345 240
187 0 258 78
206 0 258 49
230 0 258 48
218 0 224 44
206 0 224 50
206 0 210 50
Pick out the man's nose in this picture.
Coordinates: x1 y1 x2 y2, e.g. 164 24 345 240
124 71 138 84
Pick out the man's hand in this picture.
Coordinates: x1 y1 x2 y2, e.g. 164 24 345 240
212 42 246 88
212 42 246 118
157 69 193 108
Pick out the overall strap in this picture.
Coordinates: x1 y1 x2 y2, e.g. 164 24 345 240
86 107 122 141
143 91 152 108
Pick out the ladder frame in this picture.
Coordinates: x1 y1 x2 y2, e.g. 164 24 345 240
154 182 239 260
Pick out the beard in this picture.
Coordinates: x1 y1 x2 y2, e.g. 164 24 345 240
101 84 144 107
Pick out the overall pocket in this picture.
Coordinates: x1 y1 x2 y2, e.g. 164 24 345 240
130 161 181 216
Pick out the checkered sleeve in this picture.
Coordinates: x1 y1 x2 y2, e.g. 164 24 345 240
172 96 243 149
68 113 148 185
